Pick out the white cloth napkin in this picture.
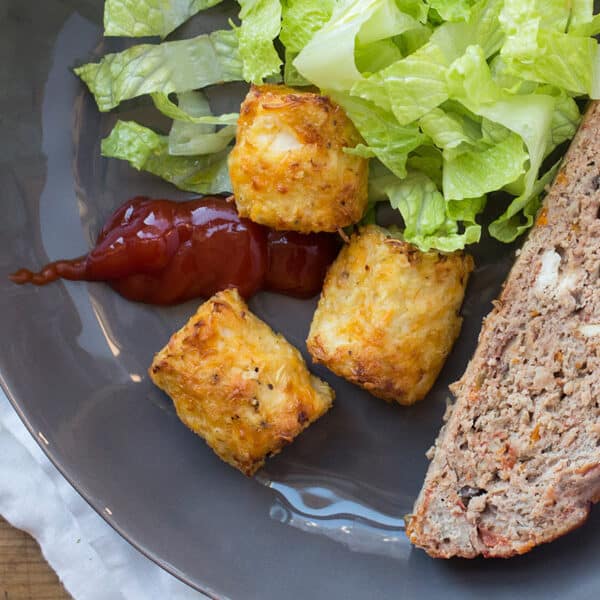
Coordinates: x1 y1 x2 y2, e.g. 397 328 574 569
0 389 207 600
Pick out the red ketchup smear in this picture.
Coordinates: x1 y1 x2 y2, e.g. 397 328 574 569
10 196 339 305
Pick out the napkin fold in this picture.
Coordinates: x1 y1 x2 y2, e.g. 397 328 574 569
0 390 206 600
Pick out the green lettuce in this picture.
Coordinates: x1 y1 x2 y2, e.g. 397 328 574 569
87 0 600 252
103 0 223 38
283 51 311 86
355 39 403 74
384 171 483 251
406 146 444 188
395 0 430 23
443 130 527 200
418 105 480 157
162 92 237 156
151 92 239 124
446 45 555 199
234 0 282 83
331 92 426 178
293 0 423 91
538 86 582 151
352 41 450 124
280 0 336 53
101 120 232 193
498 0 600 96
425 0 476 22
74 29 242 112
489 161 560 242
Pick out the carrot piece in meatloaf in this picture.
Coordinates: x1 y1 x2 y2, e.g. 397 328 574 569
228 84 368 233
149 289 333 476
307 225 473 405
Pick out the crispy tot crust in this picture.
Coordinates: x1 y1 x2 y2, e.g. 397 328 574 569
228 84 368 233
149 289 334 475
307 226 473 405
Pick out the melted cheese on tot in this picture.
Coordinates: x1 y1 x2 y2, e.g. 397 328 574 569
307 226 474 405
229 84 369 233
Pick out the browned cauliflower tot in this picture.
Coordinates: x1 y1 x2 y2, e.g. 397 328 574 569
307 225 474 405
149 288 334 475
228 84 369 233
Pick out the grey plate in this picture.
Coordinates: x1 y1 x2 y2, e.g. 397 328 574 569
2 2 600 599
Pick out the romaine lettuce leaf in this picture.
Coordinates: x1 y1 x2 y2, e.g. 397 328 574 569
103 0 223 38
101 120 232 193
447 194 486 223
503 32 598 96
165 92 237 156
293 0 423 92
331 92 426 178
234 0 282 83
74 29 242 112
442 130 527 200
418 106 480 156
169 124 236 155
568 1 597 31
489 161 559 242
498 0 600 96
384 171 483 251
367 160 404 202
87 0 600 252
537 86 581 151
280 0 336 53
445 44 499 105
283 51 311 86
446 45 555 198
429 0 504 59
351 41 450 124
355 39 403 74
395 23 433 56
395 0 430 23
151 92 239 124
425 0 476 22
406 145 444 188
570 14 600 37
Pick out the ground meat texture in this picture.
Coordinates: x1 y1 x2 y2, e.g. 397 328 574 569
407 101 600 558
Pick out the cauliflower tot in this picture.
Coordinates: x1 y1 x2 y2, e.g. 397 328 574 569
149 289 333 475
228 84 368 233
307 226 474 405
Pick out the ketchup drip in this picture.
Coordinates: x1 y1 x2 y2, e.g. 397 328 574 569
10 196 339 305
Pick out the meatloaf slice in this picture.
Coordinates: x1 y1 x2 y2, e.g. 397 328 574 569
407 101 600 558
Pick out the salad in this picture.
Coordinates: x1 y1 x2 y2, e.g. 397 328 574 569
76 0 600 251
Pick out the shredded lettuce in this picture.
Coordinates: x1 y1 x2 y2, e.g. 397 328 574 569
489 161 560 242
384 171 483 251
443 130 528 200
280 0 336 53
293 0 423 91
101 120 232 193
83 0 600 251
151 92 239 124
159 91 237 156
75 29 242 112
426 0 476 22
234 0 282 83
331 92 427 179
352 41 450 124
103 0 223 38
498 0 599 95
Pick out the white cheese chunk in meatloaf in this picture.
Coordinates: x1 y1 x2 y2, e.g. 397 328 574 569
407 101 600 558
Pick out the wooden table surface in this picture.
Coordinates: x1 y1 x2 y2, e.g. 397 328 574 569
0 516 71 600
